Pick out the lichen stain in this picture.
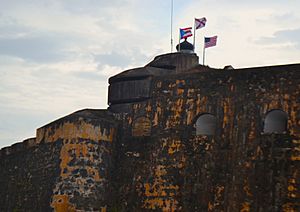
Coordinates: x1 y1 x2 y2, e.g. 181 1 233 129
186 98 195 125
174 99 184 119
174 155 186 169
288 185 296 192
142 165 179 211
222 98 230 128
250 146 263 160
287 99 299 135
285 168 299 211
243 180 252 197
176 79 185 86
291 154 300 161
264 100 280 114
143 198 178 212
196 94 208 115
222 98 234 140
51 195 76 212
208 201 214 211
168 140 181 155
87 167 101 181
165 98 184 128
177 88 184 95
215 185 224 199
282 203 298 212
209 185 224 211
153 102 162 126
37 121 115 143
146 103 152 113
132 117 151 137
161 138 185 168
291 139 300 161
59 142 103 180
240 202 250 212
187 89 194 97
248 120 256 142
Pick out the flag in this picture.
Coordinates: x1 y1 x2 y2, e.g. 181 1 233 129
204 36 217 48
195 17 207 29
180 27 192 39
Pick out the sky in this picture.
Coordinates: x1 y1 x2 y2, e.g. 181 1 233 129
0 0 299 148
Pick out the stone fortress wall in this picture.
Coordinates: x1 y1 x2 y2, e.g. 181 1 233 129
0 51 299 211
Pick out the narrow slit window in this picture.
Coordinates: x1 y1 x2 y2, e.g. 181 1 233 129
263 109 288 134
195 113 216 135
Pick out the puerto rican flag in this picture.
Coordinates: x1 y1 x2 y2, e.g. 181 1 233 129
180 27 193 39
195 17 207 29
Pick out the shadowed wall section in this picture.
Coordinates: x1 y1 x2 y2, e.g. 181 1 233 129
0 138 62 212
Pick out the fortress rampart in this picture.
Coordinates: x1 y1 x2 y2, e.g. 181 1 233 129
1 51 299 211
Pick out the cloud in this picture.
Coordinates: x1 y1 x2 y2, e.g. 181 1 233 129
255 28 300 49
0 34 66 62
1 0 300 148
60 0 131 15
257 12 300 24
94 48 152 69
95 52 132 69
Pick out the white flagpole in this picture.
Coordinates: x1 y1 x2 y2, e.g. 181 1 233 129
193 19 196 52
178 29 181 52
170 0 174 52
203 38 206 65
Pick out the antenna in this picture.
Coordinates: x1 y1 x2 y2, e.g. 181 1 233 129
170 0 174 52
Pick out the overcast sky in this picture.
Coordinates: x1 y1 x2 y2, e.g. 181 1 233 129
0 0 299 148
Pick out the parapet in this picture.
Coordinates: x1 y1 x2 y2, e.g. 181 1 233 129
146 52 199 73
36 109 118 144
0 137 36 157
108 52 199 112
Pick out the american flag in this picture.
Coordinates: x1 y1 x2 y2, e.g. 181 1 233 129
204 36 217 48
195 17 207 29
180 27 193 39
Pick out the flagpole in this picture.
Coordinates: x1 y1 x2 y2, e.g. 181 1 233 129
178 29 181 52
193 19 196 52
203 38 206 65
170 0 174 52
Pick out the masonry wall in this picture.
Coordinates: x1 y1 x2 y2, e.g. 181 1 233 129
0 139 62 212
1 61 299 212
113 65 300 211
0 109 119 212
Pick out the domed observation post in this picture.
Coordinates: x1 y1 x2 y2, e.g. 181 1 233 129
176 38 195 53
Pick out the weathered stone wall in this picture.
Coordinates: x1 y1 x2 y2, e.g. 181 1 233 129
0 138 62 212
0 58 299 212
113 64 300 211
0 109 119 212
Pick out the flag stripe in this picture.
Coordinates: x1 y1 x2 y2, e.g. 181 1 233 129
181 27 192 31
180 27 193 39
